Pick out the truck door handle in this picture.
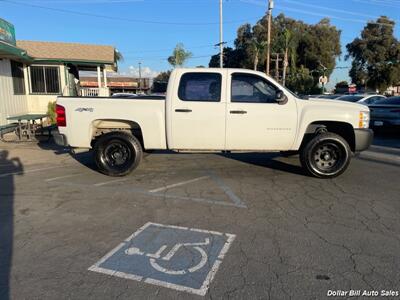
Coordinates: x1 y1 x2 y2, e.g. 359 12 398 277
175 109 192 113
230 110 247 114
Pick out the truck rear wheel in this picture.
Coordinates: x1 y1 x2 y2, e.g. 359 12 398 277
300 132 351 178
94 132 142 177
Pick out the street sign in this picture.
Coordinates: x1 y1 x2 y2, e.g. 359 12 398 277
319 76 328 85
0 18 16 46
348 84 357 93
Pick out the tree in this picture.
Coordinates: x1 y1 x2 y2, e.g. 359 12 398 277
168 43 192 68
209 47 247 68
208 13 341 94
346 16 400 92
334 80 349 93
286 65 314 94
250 38 267 70
152 71 171 93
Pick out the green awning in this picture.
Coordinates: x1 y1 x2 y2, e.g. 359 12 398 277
0 41 33 63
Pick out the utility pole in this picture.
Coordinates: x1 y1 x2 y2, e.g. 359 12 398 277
319 62 327 94
219 0 224 68
266 0 274 75
275 53 280 80
282 47 288 86
138 62 142 94
271 53 282 81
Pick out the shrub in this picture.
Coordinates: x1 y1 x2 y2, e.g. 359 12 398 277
47 101 57 125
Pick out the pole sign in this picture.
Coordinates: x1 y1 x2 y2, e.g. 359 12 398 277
348 84 357 93
319 76 328 85
0 18 16 46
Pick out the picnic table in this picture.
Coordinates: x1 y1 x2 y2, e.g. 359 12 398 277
6 113 49 140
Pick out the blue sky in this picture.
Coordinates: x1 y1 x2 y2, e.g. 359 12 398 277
1 0 399 88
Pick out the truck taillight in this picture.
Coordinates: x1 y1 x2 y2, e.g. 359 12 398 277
56 104 66 127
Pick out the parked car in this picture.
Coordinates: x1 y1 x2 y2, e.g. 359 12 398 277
315 94 342 100
335 94 385 105
111 93 138 98
54 68 373 179
369 96 400 130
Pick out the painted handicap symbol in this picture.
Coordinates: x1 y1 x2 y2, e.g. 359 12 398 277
88 223 236 296
125 238 210 275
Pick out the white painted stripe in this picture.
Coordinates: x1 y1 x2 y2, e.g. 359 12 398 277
199 259 222 296
158 224 189 230
89 266 143 281
190 228 223 236
88 242 126 268
149 176 209 193
144 277 207 296
218 234 236 260
94 178 129 187
0 166 60 178
45 173 81 182
124 222 153 242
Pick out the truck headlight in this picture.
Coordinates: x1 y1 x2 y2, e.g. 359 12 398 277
359 111 370 128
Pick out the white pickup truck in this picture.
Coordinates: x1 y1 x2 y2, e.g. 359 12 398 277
55 68 373 178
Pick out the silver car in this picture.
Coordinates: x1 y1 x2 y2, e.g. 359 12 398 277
335 94 386 105
369 96 400 129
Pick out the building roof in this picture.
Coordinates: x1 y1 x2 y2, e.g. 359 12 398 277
16 40 116 64
0 41 33 63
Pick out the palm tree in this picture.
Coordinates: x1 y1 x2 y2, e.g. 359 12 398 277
168 43 192 68
114 49 124 62
250 38 267 71
282 29 295 86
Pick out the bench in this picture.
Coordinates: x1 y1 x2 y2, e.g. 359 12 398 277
0 123 18 139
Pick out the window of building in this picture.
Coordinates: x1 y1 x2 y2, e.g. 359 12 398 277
11 61 25 95
231 73 277 103
178 73 221 102
29 66 61 94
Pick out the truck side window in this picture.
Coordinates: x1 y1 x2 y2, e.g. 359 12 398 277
231 73 277 103
178 73 222 102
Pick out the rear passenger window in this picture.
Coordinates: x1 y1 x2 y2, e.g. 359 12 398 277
178 73 222 102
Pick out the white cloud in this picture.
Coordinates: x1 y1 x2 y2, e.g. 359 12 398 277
127 66 160 78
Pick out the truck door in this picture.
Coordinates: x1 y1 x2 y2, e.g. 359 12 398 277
170 71 226 150
225 71 297 150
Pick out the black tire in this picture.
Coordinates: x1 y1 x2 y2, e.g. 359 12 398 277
300 132 351 178
93 131 143 176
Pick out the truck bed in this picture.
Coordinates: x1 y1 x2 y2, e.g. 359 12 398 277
57 96 167 150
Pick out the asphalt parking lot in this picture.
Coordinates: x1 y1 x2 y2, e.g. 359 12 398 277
1 135 400 299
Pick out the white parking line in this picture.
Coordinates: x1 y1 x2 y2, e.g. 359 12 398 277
149 176 209 193
45 173 81 182
94 178 129 187
0 166 60 178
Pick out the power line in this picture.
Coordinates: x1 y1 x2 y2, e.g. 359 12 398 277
352 0 400 8
240 0 396 27
122 40 235 54
0 0 260 26
281 0 399 21
124 53 215 62
276 5 395 27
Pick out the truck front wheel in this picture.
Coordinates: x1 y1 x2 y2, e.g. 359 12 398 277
94 132 143 177
300 133 351 178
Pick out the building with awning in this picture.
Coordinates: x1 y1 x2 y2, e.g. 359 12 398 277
0 17 120 126
80 76 151 95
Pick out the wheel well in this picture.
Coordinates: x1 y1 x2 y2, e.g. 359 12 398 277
91 119 144 149
304 121 355 151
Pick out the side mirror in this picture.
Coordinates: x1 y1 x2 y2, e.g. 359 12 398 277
276 90 288 105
